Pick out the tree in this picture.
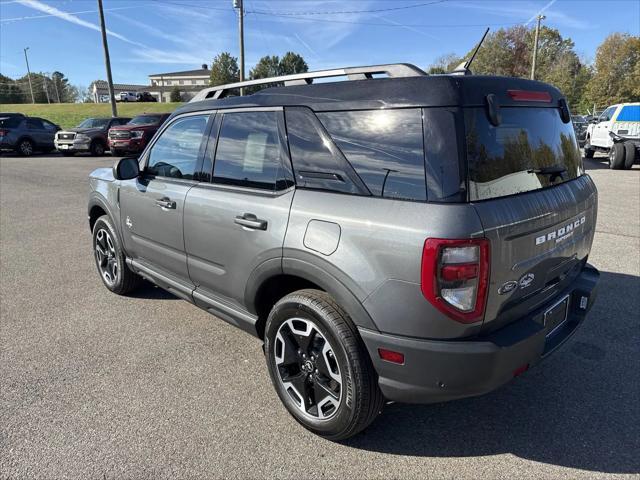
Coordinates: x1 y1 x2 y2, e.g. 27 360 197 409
427 53 462 74
209 52 240 86
279 52 308 75
0 74 25 103
248 52 308 93
586 33 640 106
170 86 182 102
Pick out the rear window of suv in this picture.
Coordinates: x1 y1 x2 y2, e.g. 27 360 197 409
465 107 582 201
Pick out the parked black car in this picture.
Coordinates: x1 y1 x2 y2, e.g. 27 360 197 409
0 115 60 156
136 92 157 102
571 115 588 147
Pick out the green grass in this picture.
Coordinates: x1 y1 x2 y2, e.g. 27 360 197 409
0 103 183 129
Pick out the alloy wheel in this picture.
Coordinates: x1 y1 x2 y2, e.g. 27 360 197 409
274 318 342 420
95 228 118 285
20 141 33 156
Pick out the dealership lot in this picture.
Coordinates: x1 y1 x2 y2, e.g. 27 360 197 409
0 154 638 479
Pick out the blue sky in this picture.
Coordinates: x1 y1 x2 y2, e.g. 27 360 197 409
1 0 638 89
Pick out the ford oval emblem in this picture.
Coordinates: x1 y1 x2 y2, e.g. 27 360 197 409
519 273 535 289
498 280 518 295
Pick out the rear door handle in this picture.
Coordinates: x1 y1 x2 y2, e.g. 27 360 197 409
155 197 176 209
234 213 267 230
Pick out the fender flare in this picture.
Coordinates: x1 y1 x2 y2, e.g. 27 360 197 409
244 254 379 332
88 192 126 254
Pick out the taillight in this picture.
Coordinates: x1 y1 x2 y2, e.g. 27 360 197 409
0 129 7 137
421 238 490 324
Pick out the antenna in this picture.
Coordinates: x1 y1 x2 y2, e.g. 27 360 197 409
451 27 490 76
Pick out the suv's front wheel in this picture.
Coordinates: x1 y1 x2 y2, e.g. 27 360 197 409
92 215 141 294
264 289 384 440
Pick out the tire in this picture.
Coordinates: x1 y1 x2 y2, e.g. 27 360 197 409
623 142 636 170
583 138 595 159
264 289 384 441
111 148 124 157
90 140 106 156
609 143 626 170
61 152 75 157
92 215 142 295
17 138 34 157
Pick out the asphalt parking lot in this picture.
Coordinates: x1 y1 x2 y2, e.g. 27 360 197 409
1 153 638 479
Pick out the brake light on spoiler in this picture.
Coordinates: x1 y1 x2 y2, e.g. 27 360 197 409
421 238 490 324
507 89 552 103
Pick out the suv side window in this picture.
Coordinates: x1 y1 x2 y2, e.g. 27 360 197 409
41 119 58 132
212 111 287 191
146 115 208 180
317 109 426 201
285 107 362 195
26 118 44 130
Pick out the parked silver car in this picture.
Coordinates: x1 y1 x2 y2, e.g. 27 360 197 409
88 64 599 440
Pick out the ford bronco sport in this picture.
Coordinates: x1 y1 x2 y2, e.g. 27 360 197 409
88 64 599 440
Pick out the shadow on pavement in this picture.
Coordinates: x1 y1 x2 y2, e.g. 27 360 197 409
345 271 640 474
583 156 639 171
127 281 179 300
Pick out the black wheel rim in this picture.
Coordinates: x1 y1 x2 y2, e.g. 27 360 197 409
20 141 32 155
95 144 104 155
95 228 118 286
274 318 342 420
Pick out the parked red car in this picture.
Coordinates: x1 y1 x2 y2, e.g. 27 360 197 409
107 113 170 156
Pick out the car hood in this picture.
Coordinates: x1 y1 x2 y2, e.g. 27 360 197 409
109 124 158 131
66 127 104 135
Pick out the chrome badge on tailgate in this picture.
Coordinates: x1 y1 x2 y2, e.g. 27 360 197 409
535 215 586 246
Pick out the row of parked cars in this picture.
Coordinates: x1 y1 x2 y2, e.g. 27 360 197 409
0 112 169 157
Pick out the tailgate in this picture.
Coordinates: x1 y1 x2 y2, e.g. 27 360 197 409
473 175 598 333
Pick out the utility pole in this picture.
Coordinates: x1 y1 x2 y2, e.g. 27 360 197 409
233 0 245 95
43 77 50 104
531 14 545 80
97 0 117 116
23 47 35 104
52 75 61 103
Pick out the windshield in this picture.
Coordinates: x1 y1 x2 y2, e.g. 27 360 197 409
77 118 109 129
465 107 582 201
128 115 160 126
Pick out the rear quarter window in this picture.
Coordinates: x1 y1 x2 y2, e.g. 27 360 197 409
317 109 426 201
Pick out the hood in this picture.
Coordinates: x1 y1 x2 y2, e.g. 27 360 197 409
67 127 104 134
110 123 159 131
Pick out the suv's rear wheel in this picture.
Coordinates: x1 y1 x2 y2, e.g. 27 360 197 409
17 138 34 157
92 215 141 294
264 289 383 440
609 143 626 169
90 140 106 156
624 142 636 170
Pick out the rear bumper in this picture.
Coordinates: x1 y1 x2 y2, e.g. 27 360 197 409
359 264 599 404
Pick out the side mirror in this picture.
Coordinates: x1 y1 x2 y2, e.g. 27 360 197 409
113 157 139 180
589 118 598 124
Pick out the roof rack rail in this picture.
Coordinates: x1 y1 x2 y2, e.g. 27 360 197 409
189 63 427 102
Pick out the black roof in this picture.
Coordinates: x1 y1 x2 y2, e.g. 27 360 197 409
174 75 564 117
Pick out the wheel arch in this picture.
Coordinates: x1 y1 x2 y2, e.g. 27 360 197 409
88 193 126 254
246 256 379 339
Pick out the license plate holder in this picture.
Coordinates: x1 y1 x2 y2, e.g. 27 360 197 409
544 295 570 337
59 144 69 149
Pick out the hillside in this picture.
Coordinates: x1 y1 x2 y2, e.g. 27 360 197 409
0 103 183 129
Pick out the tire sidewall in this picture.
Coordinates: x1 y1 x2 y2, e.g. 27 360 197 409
264 298 359 436
91 141 105 156
92 216 125 292
18 139 34 156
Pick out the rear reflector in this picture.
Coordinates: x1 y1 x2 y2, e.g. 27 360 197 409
513 364 529 377
378 348 405 365
507 89 552 103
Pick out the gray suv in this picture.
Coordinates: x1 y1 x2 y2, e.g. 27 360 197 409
88 64 599 440
0 115 60 156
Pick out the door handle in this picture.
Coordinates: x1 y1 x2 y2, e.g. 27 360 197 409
155 197 176 209
234 213 267 230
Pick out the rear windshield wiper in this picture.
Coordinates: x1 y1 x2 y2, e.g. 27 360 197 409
527 166 566 181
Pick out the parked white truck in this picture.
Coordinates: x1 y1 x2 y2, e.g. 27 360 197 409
585 103 639 169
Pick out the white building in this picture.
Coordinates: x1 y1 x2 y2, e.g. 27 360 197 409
148 65 211 102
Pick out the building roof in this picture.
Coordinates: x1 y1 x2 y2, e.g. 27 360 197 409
148 68 210 78
90 80 148 91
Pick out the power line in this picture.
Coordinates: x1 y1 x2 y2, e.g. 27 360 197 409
248 0 449 16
